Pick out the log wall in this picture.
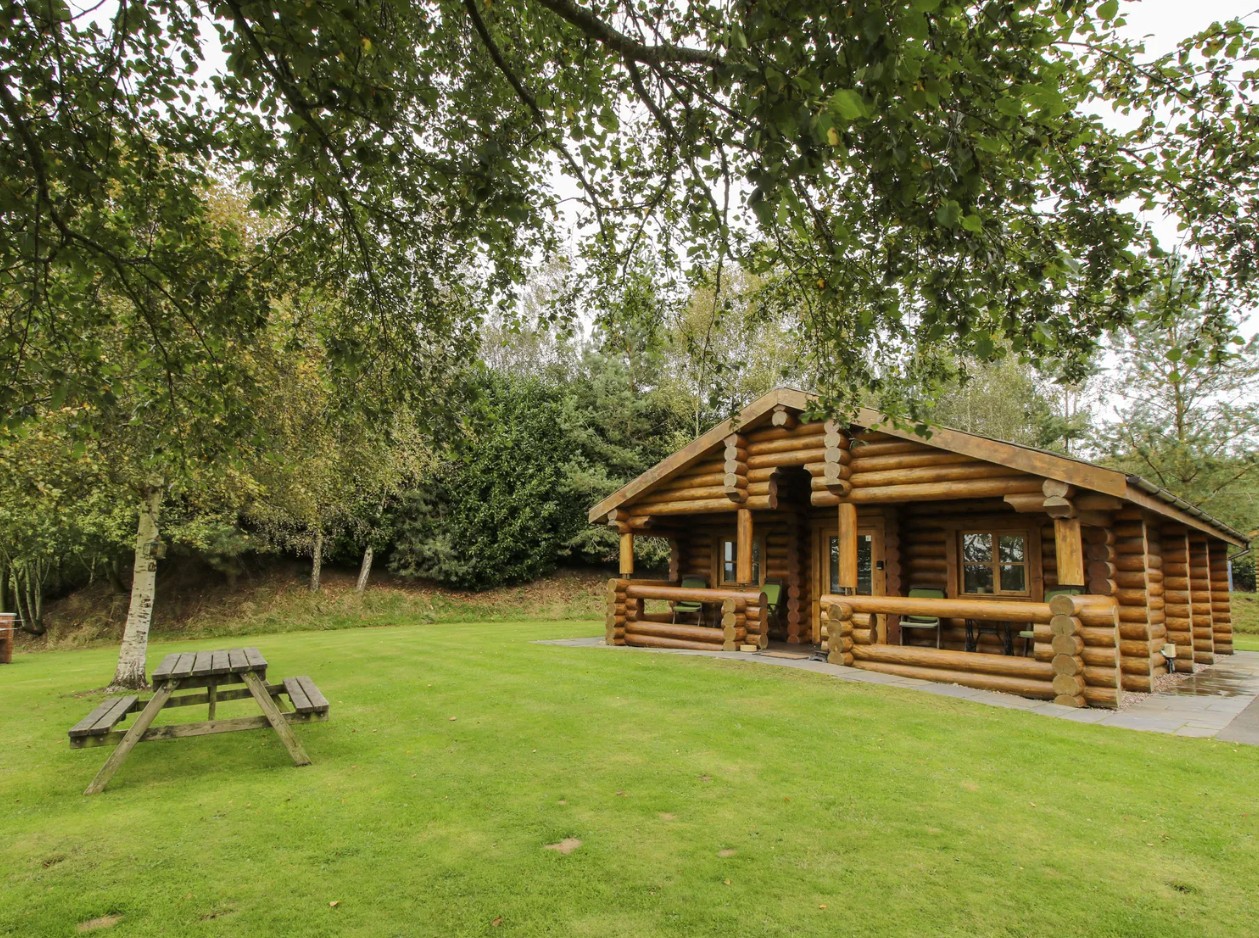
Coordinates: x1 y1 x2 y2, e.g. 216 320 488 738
815 432 1043 508
1160 525 1197 673
1113 509 1156 692
1189 534 1215 665
1145 521 1169 680
1209 540 1234 655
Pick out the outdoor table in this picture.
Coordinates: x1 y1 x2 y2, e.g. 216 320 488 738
68 648 328 795
964 619 1017 656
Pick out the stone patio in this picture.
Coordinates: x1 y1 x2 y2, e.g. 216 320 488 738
541 637 1259 743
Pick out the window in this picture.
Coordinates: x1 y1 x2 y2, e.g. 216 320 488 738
960 530 1030 596
829 533 874 595
717 536 763 585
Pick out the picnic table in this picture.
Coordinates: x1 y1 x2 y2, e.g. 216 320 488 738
68 648 329 795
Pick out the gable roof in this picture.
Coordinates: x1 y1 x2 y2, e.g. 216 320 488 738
589 387 1248 547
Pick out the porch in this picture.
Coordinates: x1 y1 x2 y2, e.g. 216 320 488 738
604 580 1123 708
819 592 1122 709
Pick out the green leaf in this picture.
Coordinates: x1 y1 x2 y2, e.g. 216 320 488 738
829 89 868 122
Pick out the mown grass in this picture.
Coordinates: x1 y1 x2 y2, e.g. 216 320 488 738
1232 591 1259 636
3 617 1259 937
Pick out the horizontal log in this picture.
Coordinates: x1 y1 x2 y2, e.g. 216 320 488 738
852 659 1055 698
1082 647 1117 667
850 462 1004 489
1083 685 1119 708
849 439 926 458
1046 594 1120 626
1080 626 1119 647
625 620 731 644
853 643 1054 679
850 451 975 472
821 592 1054 623
748 422 826 442
654 471 728 494
750 434 832 456
625 634 729 652
625 583 760 604
1121 673 1153 692
847 477 1044 503
1121 657 1153 675
628 498 741 516
748 449 826 470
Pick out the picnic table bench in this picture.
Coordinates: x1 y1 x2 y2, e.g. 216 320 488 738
69 647 329 795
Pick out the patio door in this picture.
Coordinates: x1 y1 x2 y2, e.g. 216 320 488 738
813 521 886 643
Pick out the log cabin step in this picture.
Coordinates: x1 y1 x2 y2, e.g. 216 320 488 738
283 677 330 715
68 695 139 739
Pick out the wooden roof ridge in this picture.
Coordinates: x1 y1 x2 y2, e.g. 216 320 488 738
586 387 1248 546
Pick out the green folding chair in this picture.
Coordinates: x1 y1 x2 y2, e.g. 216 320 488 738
1022 586 1083 655
900 587 944 648
761 579 785 634
672 576 709 626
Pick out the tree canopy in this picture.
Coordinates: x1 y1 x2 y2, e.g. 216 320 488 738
4 0 1259 428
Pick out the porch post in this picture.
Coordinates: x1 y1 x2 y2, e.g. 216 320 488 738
736 508 754 584
1053 517 1085 588
836 501 858 594
618 529 634 577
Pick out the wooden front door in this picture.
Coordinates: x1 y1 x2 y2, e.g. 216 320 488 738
812 520 886 643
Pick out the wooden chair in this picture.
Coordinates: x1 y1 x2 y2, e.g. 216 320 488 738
1022 586 1082 655
671 576 709 626
761 579 785 634
899 587 944 648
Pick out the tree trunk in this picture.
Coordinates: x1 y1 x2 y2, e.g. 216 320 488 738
13 560 48 635
106 556 129 595
310 528 323 592
356 545 374 593
111 487 163 690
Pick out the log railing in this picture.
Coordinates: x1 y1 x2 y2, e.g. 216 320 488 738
820 593 1122 709
606 580 769 652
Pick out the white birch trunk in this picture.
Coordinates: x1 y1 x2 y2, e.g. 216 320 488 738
111 486 163 690
355 545 374 592
310 528 323 592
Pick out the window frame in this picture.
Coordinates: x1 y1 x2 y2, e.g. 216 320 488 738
956 528 1033 598
714 533 767 586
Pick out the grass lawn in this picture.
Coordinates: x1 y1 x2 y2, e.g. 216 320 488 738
3 619 1259 937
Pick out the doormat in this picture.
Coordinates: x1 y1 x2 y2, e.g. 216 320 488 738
759 651 812 660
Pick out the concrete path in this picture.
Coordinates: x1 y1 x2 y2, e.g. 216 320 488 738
540 637 1259 743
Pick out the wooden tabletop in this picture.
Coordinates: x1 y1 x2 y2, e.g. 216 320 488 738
151 648 267 684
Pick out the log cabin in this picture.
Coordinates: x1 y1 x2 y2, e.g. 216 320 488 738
590 387 1249 709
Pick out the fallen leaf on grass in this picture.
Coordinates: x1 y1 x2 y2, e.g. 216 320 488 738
658 812 676 821
717 848 737 858
329 901 340 908
448 716 457 721
544 838 582 855
492 916 503 927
